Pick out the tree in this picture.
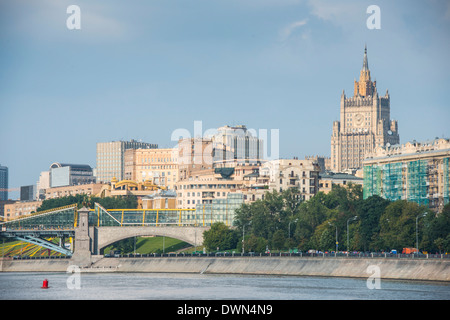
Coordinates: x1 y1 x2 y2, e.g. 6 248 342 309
37 195 138 212
237 235 267 253
202 222 239 252
426 203 450 253
271 230 286 250
293 194 330 251
234 189 303 249
356 195 390 251
379 200 428 250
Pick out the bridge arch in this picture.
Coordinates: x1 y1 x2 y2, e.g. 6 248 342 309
94 226 209 254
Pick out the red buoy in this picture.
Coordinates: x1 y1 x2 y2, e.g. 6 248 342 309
41 279 49 289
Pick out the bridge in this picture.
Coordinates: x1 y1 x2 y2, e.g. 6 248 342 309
0 203 210 262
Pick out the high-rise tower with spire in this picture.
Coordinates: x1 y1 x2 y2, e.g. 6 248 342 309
331 46 400 172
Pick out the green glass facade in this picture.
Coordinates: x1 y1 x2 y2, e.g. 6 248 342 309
363 156 450 209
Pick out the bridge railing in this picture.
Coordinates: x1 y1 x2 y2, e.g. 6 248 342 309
102 252 450 259
1 202 222 231
1 204 78 231
91 203 200 227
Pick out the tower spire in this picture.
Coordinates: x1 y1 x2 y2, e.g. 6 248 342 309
354 44 375 97
362 44 369 71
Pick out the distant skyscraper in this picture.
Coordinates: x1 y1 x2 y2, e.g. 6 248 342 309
0 164 8 201
96 140 158 183
20 185 36 201
212 125 264 167
331 46 400 172
49 163 96 188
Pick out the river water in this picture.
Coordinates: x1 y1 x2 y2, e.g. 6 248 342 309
0 272 448 300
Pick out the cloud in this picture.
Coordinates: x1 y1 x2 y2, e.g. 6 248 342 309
280 19 308 41
307 0 365 28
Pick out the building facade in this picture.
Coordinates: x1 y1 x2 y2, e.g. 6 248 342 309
318 172 363 194
50 163 96 188
363 138 450 212
212 125 264 167
177 137 214 181
96 140 158 183
259 159 320 201
175 163 261 210
20 185 36 201
36 171 50 200
331 46 400 172
0 164 8 201
4 200 42 221
124 148 178 190
44 183 104 200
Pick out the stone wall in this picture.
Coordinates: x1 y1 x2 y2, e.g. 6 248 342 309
2 257 449 281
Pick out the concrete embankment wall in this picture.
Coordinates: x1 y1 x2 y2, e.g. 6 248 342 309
2 257 449 281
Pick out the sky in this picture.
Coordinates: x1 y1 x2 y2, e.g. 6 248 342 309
1 0 449 199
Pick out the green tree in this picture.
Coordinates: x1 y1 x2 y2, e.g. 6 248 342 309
379 200 429 251
234 189 303 248
356 195 391 251
271 230 286 250
37 195 138 212
293 193 330 251
202 222 239 252
237 235 267 253
426 203 450 253
112 238 134 254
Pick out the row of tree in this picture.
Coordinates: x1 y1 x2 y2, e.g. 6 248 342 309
203 185 450 253
36 194 138 212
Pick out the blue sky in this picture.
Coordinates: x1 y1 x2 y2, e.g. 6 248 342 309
1 0 449 199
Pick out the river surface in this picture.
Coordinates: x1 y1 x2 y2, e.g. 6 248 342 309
0 272 448 300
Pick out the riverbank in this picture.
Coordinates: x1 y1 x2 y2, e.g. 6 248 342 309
1 256 449 282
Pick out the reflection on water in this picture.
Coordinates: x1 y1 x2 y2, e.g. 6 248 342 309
0 272 448 300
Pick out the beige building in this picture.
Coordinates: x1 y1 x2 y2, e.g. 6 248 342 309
363 138 450 211
177 137 214 181
4 200 42 221
331 46 400 172
318 172 363 194
124 148 178 190
175 164 261 210
142 190 177 209
305 155 331 173
259 159 320 201
96 140 158 183
44 183 104 200
259 158 320 200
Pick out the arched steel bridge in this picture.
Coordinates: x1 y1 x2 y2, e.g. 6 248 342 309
0 204 211 256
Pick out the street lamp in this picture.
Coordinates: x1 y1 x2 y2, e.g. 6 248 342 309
288 219 298 239
242 221 251 254
328 222 338 253
347 216 358 252
288 219 298 252
416 212 427 255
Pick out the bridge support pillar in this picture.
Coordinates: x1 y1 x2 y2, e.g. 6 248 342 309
71 207 92 267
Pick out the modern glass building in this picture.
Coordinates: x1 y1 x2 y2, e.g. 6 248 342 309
193 193 244 226
363 138 450 211
0 164 8 201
